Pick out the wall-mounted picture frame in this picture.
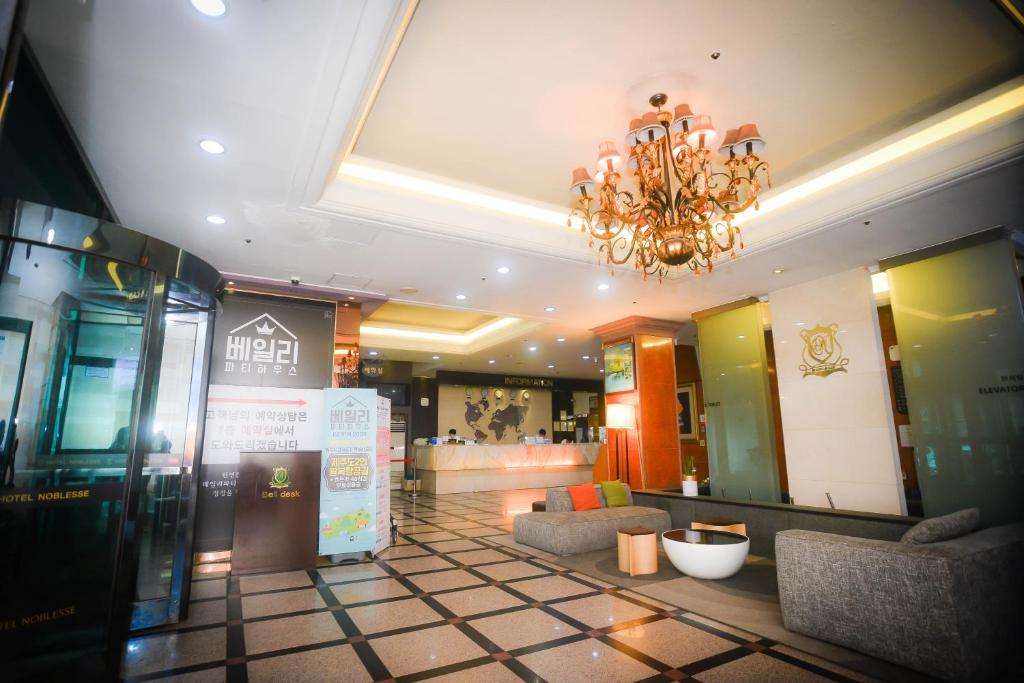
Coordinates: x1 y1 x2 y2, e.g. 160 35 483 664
603 339 635 395
676 383 698 441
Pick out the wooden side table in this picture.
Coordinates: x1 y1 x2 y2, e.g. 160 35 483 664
617 526 658 576
691 515 747 536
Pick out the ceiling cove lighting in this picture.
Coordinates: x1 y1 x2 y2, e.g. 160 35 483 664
360 317 519 344
570 93 769 280
190 0 227 18
199 139 225 155
206 215 226 225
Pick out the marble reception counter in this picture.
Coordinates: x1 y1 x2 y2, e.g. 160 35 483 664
412 443 600 493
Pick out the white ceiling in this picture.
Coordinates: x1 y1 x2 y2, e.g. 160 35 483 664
357 0 1024 205
22 0 1024 379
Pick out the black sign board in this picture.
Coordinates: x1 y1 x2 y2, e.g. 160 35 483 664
231 451 320 574
193 464 239 553
211 292 334 389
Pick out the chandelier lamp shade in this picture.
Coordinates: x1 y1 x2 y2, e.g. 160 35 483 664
568 93 770 280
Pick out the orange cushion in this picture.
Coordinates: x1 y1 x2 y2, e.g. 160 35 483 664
567 483 601 511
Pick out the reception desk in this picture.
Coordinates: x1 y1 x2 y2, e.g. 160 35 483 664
413 443 600 494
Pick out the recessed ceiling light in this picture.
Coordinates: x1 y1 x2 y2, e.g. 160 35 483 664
347 296 356 301
597 283 610 291
737 335 746 339
488 359 496 364
226 280 235 286
773 268 785 274
368 350 378 356
547 364 555 369
432 355 440 360
399 286 419 294
206 215 226 225
544 306 556 312
582 355 590 360
190 0 227 17
199 139 225 155
455 294 467 300
497 266 510 274
600 369 605 373
556 337 566 342
528 346 537 352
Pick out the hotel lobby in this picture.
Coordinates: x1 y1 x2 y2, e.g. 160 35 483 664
1 1 1023 681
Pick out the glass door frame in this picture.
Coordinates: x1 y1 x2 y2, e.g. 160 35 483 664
1 199 222 678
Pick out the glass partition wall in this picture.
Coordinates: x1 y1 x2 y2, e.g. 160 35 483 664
0 202 220 680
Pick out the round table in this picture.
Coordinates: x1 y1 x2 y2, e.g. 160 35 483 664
661 528 749 579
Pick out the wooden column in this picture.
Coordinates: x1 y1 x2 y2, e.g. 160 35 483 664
591 317 683 490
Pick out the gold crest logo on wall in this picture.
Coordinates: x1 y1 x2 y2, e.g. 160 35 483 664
799 323 849 378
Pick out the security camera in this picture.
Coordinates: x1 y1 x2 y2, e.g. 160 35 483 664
290 276 300 286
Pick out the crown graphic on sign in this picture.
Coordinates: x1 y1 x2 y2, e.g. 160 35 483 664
255 321 276 335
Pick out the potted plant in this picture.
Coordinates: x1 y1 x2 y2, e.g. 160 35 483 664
682 456 698 497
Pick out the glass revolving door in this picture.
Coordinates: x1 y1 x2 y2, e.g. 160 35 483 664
0 202 220 680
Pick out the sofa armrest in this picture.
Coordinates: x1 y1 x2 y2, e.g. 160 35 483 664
775 529 963 680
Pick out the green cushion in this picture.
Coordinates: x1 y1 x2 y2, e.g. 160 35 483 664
600 480 629 507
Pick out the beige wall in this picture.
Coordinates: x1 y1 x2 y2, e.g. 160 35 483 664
769 267 905 515
437 384 552 444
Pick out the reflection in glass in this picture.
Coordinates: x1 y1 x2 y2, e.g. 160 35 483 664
697 303 781 502
888 238 1024 524
0 240 150 674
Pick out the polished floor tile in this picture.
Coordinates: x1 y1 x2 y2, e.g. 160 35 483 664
549 593 658 628
238 570 312 594
369 624 489 678
446 548 515 566
243 611 344 655
128 488 885 683
318 562 388 584
508 574 597 602
432 585 526 616
424 660 524 682
425 538 485 553
475 559 551 582
518 637 659 683
190 579 227 600
329 576 411 604
609 617 738 668
470 606 580 651
406 568 487 593
241 587 326 619
247 644 371 683
384 554 455 574
123 628 226 676
694 651 831 682
346 595 444 634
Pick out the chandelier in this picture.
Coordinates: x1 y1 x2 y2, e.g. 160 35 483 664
568 93 770 280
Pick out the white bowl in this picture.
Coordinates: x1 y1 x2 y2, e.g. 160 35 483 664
662 529 749 579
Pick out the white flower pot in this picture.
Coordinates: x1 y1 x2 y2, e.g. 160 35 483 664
682 479 698 497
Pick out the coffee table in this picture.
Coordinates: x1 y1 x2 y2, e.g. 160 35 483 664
662 528 749 579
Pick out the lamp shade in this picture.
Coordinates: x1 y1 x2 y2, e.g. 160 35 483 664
671 131 688 158
685 114 718 149
636 111 666 142
735 123 765 155
625 117 643 146
669 103 695 132
718 128 740 157
606 403 636 430
569 167 595 195
594 141 622 183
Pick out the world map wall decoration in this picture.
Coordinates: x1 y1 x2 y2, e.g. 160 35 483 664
439 385 550 444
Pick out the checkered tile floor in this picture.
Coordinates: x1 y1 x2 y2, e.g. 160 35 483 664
121 489 875 682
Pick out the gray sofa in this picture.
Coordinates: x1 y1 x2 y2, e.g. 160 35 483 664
513 484 671 556
776 521 1024 682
